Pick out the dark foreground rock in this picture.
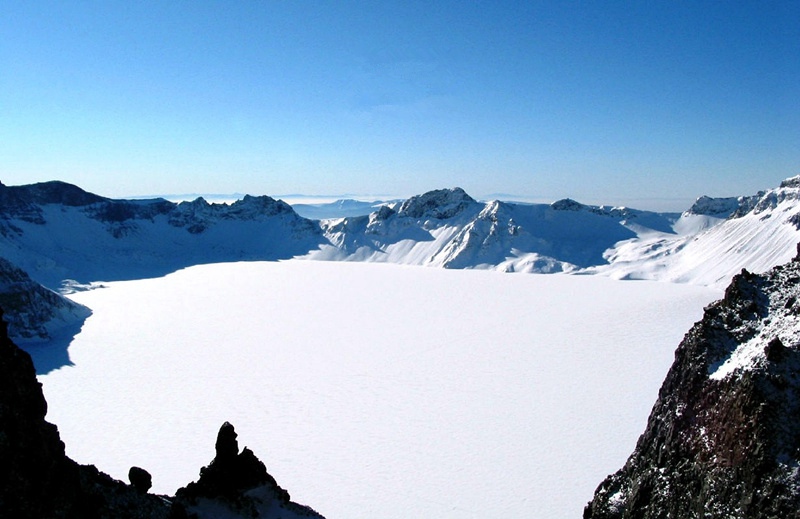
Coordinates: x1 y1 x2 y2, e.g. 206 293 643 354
584 251 800 518
0 306 171 518
175 422 323 518
0 306 324 518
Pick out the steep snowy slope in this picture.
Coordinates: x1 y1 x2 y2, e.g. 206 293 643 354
593 176 800 289
0 181 323 290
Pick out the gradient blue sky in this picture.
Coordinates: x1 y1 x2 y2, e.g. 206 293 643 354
1 1 798 210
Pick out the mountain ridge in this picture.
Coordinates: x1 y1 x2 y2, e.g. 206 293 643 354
1 177 799 343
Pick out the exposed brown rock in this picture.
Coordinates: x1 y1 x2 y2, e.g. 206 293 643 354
584 256 800 518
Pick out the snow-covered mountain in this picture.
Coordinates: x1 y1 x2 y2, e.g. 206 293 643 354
1 176 799 341
311 187 676 273
0 180 322 291
589 176 800 288
312 179 800 290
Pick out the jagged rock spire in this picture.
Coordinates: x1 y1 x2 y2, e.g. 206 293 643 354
215 421 239 462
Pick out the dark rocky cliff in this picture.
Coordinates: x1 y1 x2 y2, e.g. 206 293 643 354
0 306 324 518
584 249 800 518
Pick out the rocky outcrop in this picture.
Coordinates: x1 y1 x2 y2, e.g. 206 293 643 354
0 257 90 342
175 423 323 518
584 250 800 518
0 306 324 518
397 187 477 220
685 195 744 218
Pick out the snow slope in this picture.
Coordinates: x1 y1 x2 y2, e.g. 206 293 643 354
43 261 720 519
0 183 323 290
593 177 800 288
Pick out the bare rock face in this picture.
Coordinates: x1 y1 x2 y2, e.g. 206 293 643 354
584 253 800 518
0 306 77 515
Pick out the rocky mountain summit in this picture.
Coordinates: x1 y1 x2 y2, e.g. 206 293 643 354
584 248 800 518
0 306 324 518
395 187 478 219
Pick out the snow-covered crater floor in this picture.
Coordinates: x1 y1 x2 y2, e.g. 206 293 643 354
41 261 720 518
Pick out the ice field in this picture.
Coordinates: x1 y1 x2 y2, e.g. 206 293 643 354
40 260 720 518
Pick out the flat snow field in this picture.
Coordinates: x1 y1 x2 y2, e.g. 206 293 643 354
41 260 720 518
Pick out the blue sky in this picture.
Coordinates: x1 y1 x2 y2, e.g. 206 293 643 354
1 1 798 210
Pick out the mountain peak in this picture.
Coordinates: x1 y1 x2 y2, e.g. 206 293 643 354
780 175 800 189
550 198 587 211
686 195 743 217
397 187 477 219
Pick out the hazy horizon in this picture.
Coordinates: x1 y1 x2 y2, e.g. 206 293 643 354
140 190 699 213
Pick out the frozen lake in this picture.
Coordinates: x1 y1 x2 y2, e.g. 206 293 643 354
39 260 720 518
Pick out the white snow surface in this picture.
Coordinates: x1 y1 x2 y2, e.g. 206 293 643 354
309 181 800 291
591 194 800 289
41 260 720 518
